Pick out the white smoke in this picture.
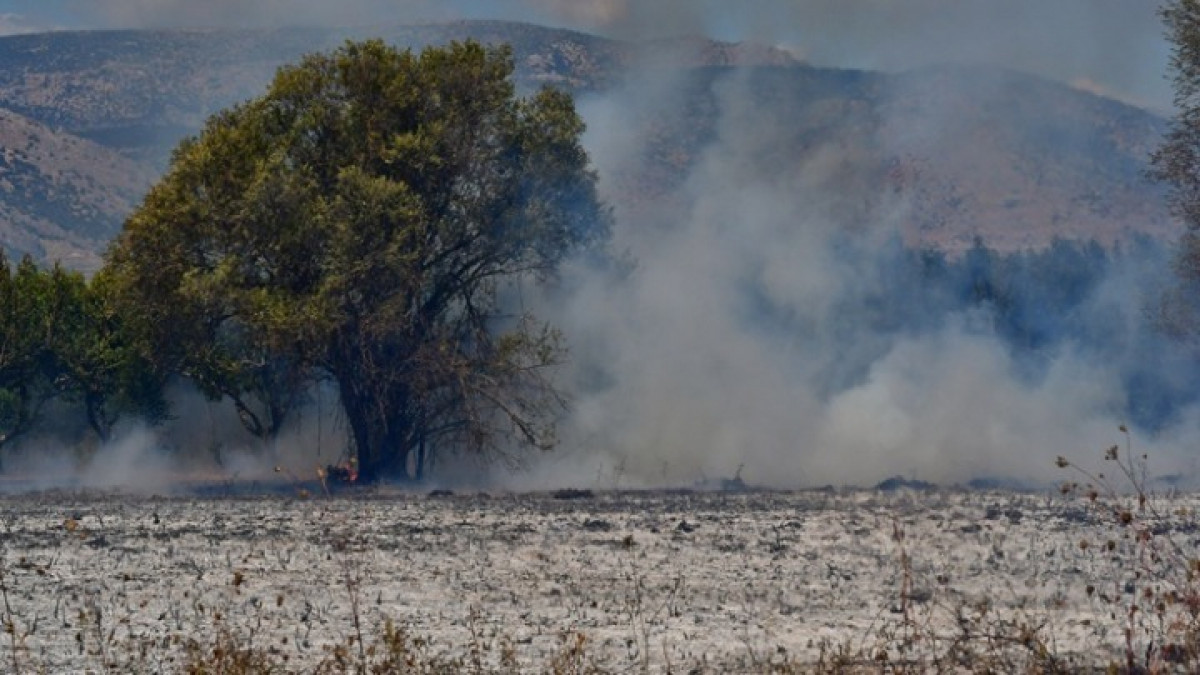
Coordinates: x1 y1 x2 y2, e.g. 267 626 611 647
515 56 1198 491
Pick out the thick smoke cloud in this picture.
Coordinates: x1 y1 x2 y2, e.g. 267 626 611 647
508 62 1200 491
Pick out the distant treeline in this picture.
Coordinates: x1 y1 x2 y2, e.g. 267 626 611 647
749 235 1193 433
923 237 1191 432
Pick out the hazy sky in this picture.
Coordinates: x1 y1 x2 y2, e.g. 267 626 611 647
0 1 1174 110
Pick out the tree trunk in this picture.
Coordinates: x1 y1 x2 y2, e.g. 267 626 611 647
338 375 414 484
85 392 112 444
414 420 427 482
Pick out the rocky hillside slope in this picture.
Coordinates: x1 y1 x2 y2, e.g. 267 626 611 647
0 20 1175 269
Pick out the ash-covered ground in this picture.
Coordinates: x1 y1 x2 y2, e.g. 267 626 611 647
0 486 1192 672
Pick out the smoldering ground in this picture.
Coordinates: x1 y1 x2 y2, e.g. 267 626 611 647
0 383 345 494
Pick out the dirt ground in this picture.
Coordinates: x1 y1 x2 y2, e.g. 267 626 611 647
0 485 1192 672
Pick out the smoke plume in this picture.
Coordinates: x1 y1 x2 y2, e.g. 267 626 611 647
514 56 1200 491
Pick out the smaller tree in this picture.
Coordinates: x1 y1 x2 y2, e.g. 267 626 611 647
0 254 58 447
0 254 165 453
1154 1 1200 342
92 258 312 454
53 270 167 442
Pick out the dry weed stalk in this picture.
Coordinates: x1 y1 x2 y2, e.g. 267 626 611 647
813 511 1064 673
0 554 24 674
2 475 1197 672
1058 425 1200 672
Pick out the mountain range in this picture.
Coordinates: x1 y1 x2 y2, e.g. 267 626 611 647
0 20 1176 270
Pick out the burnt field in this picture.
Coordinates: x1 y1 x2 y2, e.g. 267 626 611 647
0 486 1194 672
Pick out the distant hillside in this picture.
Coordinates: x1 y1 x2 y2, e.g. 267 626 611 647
0 22 796 163
882 66 1171 251
0 106 152 268
0 21 801 269
607 64 1173 253
0 20 1176 268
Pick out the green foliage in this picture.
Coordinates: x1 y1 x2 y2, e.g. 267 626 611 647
0 255 52 445
103 39 609 481
0 252 164 450
53 268 168 441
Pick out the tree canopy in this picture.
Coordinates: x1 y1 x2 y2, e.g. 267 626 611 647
102 39 609 482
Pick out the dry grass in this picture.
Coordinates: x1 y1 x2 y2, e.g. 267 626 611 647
0 443 1196 673
1056 426 1200 673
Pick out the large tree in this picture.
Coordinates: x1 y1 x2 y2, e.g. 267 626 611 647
103 39 609 482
